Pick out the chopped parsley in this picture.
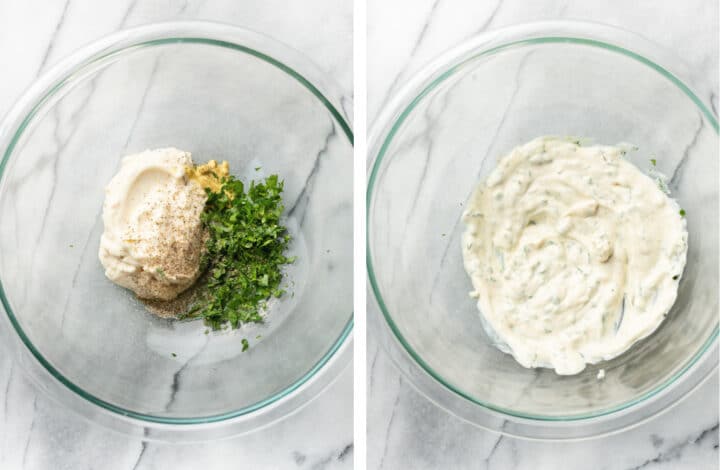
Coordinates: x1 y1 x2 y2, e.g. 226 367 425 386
679 209 686 217
650 158 657 166
242 338 250 352
182 174 293 331
171 352 177 357
672 275 679 280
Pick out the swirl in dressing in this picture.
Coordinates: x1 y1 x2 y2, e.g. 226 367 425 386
461 137 687 375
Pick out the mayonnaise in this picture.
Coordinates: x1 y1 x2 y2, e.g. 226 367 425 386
99 148 207 301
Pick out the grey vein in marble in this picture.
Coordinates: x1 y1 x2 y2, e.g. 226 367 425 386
58 216 100 329
165 338 210 412
36 0 71 76
626 424 719 470
19 397 37 470
376 375 403 470
469 0 503 37
123 59 161 148
130 428 149 470
426 50 533 305
373 0 442 120
287 122 338 227
669 115 705 191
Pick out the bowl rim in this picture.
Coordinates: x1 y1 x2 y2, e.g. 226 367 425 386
0 21 353 431
367 20 718 437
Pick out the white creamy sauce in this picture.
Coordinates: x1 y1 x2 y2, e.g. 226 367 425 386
99 148 207 301
461 137 687 375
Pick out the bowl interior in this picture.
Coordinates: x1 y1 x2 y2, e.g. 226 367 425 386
0 39 352 420
369 39 718 418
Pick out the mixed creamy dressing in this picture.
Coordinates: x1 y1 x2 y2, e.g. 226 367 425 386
461 137 688 375
99 148 207 301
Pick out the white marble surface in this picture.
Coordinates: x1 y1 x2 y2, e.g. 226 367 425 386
368 1 719 469
0 1 352 470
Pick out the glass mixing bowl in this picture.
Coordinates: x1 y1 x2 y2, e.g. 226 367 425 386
368 21 718 439
0 22 352 441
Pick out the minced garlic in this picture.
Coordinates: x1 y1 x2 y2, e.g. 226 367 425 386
185 159 229 193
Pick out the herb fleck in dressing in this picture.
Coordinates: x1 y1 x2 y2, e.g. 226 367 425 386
461 137 687 375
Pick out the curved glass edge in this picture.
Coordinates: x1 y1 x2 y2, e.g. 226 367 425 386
367 35 719 422
375 303 717 439
0 31 354 425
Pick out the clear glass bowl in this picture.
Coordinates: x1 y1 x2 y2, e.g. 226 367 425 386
0 22 352 441
368 21 718 439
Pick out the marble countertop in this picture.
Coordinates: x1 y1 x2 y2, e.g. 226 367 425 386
0 1 352 470
367 0 718 469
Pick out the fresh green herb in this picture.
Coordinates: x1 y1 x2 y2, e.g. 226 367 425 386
256 335 262 339
156 267 166 278
650 158 657 166
254 167 261 171
679 209 686 217
672 275 679 280
182 174 293 331
69 244 74 248
242 338 249 351
171 353 177 357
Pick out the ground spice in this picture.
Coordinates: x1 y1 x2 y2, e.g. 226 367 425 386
142 273 206 318
130 177 208 302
